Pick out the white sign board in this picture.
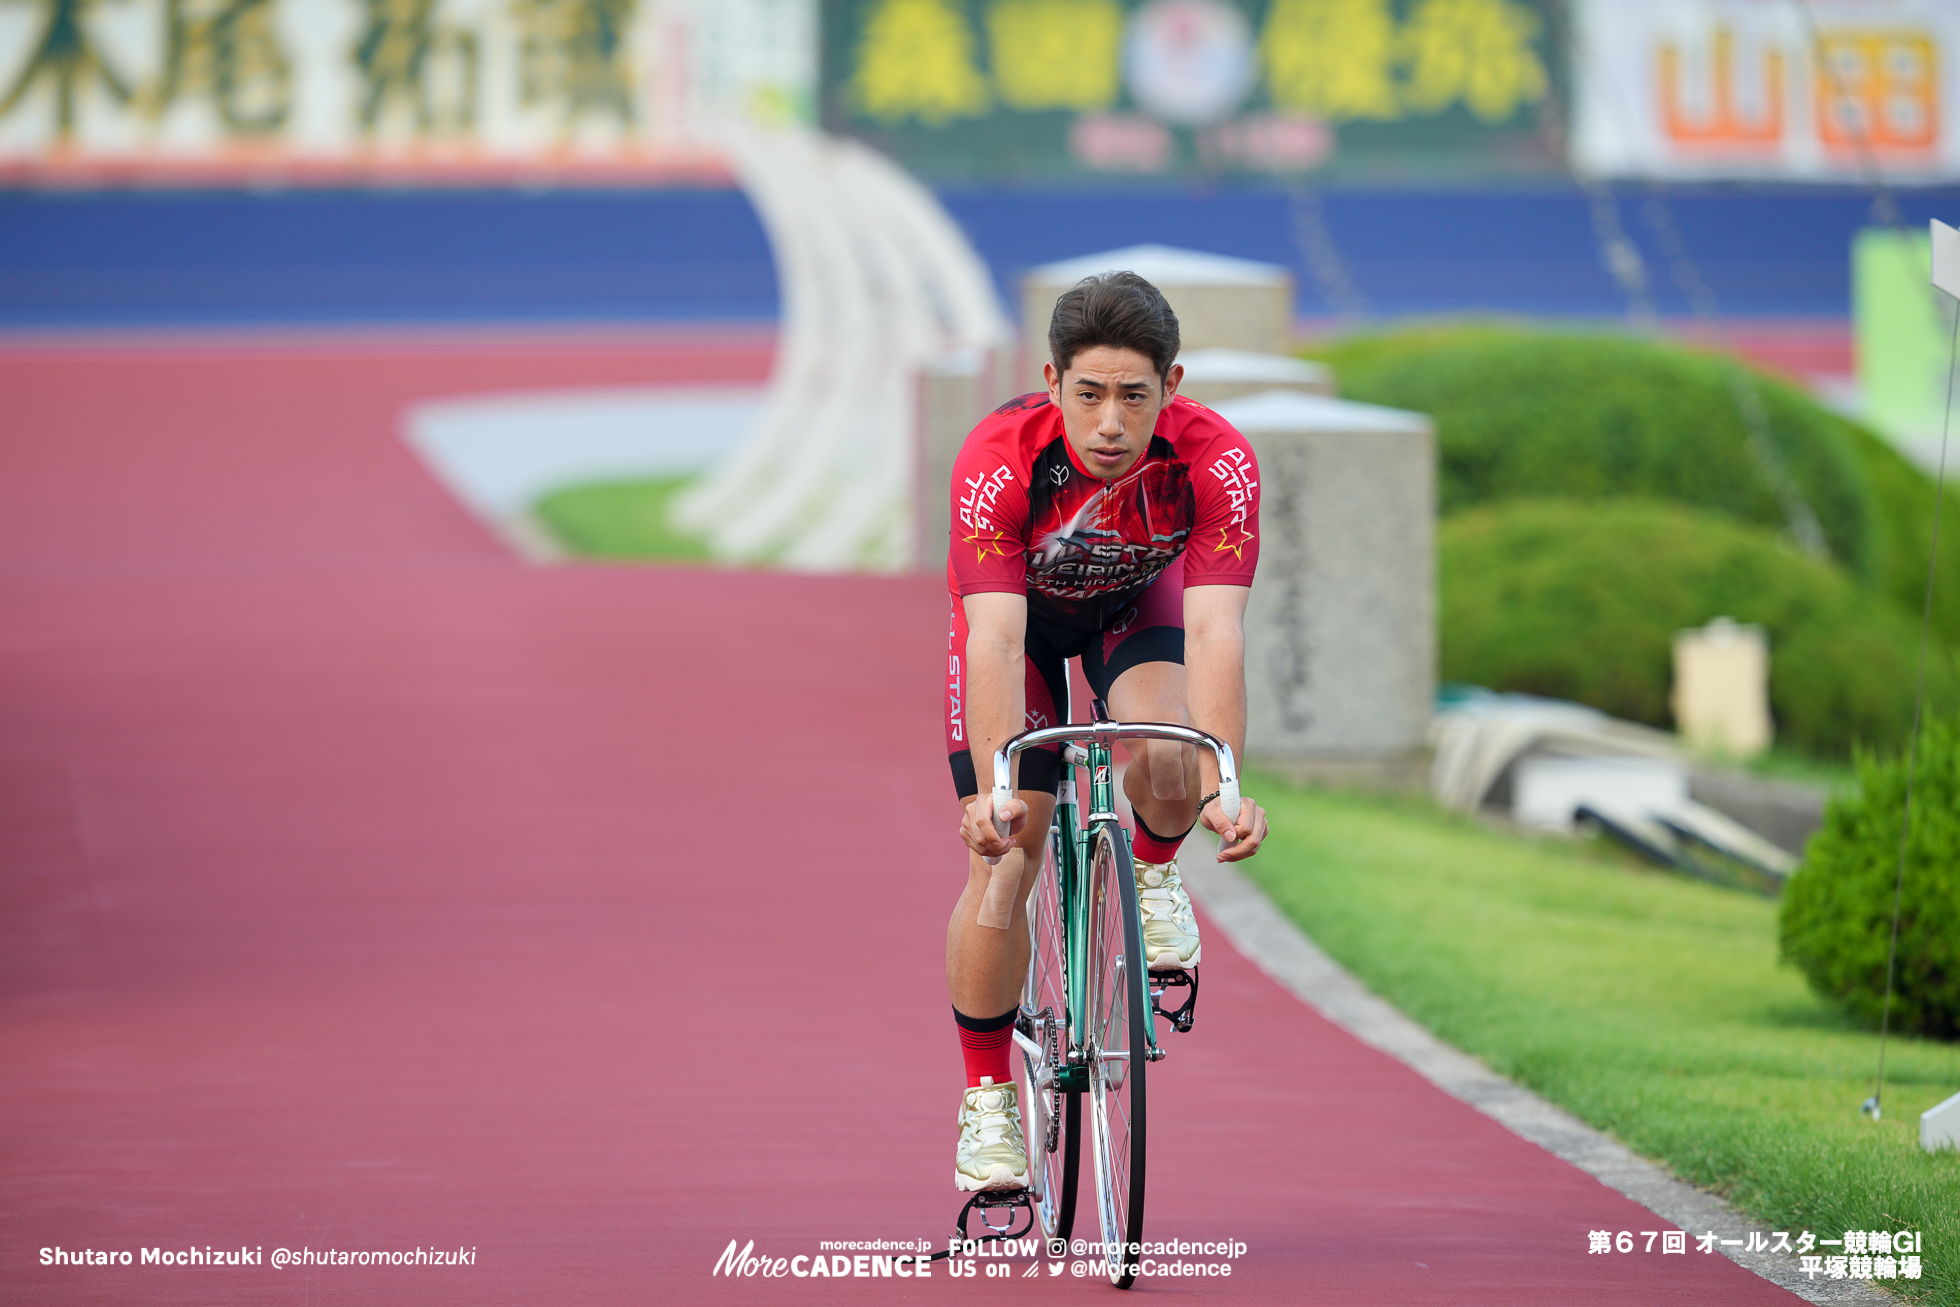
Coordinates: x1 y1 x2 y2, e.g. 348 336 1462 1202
0 0 812 179
1925 1089 1960 1152
1936 219 1960 301
1571 0 1960 183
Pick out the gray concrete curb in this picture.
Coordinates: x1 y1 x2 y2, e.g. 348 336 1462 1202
1179 845 1895 1306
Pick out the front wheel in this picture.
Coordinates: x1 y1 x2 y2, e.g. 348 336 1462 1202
1020 832 1078 1248
1086 824 1148 1287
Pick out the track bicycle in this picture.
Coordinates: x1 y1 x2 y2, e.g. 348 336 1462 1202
998 699 1241 1290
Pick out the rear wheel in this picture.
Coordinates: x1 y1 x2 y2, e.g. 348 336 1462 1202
1019 832 1078 1248
1086 824 1147 1288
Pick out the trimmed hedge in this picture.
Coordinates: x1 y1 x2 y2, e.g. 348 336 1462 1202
1317 329 1875 571
1843 421 1960 651
1440 500 1960 758
1312 327 1960 647
1781 717 1960 1037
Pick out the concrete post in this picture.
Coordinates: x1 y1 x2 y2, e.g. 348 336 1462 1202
1176 348 1334 406
1208 389 1436 786
1022 244 1295 389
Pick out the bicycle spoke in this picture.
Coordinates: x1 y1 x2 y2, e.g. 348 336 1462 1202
1086 825 1146 1288
1020 832 1076 1245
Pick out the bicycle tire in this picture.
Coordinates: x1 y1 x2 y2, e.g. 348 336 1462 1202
1086 823 1147 1288
1020 835 1079 1247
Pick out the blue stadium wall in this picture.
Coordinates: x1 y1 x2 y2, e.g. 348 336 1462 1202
3 184 1956 329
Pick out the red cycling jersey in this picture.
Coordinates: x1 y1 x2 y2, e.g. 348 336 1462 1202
946 391 1260 627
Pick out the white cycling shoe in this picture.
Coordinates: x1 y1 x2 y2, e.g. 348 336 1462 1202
954 1077 1029 1192
1136 858 1201 969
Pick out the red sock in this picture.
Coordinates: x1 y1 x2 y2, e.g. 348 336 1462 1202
954 1007 1016 1087
1131 813 1191 864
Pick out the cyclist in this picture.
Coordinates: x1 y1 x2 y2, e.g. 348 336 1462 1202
944 271 1269 1192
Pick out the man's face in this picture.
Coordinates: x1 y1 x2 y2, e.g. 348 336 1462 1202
1044 345 1184 481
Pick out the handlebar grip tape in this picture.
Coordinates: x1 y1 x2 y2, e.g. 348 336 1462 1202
982 785 1012 869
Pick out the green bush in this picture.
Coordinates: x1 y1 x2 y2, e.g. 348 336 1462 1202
1440 500 1960 757
1844 422 1960 649
1312 325 1960 648
1317 329 1876 572
1781 718 1960 1037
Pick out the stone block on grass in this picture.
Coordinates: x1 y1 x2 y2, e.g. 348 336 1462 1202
1208 389 1435 786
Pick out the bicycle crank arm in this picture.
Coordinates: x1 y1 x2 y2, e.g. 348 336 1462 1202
950 1190 1036 1257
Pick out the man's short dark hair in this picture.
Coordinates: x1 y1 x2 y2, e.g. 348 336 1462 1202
1048 271 1181 383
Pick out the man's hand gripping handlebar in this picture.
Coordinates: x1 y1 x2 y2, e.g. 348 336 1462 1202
960 721 1253 865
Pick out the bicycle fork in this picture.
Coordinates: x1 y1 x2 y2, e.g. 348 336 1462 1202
1060 733 1196 1067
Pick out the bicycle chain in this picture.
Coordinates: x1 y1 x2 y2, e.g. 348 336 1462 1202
1041 1006 1062 1155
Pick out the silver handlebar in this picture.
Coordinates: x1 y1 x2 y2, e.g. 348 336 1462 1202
987 722 1243 852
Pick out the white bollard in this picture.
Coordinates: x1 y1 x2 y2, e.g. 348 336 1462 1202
1671 618 1772 758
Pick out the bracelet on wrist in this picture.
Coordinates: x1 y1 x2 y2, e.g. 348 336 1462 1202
1198 789 1222 809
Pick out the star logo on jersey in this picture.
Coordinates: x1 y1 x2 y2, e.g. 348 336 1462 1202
1214 522 1256 560
964 529 1017 564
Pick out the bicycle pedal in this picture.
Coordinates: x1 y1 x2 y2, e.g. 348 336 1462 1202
1149 966 1199 1033
967 1186 1032 1207
953 1187 1036 1247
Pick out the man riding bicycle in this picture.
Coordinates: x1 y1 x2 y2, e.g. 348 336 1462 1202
943 271 1270 1192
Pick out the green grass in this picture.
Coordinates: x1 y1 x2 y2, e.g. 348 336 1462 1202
1241 775 1960 1304
1744 747 1860 794
532 475 712 561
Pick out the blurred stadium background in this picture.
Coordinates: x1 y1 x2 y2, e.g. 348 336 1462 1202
12 4 1960 1287
5 0 1960 764
6 0 1955 356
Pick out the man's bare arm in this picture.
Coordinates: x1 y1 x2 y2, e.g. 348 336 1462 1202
1184 584 1267 860
959 591 1031 858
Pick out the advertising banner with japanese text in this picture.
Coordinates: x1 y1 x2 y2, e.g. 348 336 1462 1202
1570 0 1960 183
821 0 1569 183
0 0 815 181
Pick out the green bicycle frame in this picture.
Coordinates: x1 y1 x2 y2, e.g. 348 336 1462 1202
994 718 1240 1091
1048 737 1148 1092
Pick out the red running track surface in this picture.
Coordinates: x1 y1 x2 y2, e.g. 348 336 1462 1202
0 341 1804 1305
